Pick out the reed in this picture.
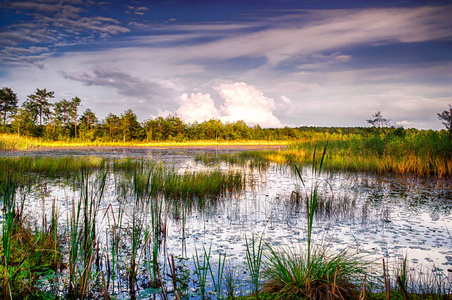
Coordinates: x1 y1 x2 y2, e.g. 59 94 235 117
193 244 212 300
0 156 107 180
245 233 265 300
209 250 227 300
1 175 16 299
67 168 107 299
261 144 370 299
0 174 62 299
219 130 452 177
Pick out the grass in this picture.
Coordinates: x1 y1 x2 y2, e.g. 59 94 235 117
0 133 286 151
217 129 452 177
0 175 61 299
245 233 265 300
262 244 369 300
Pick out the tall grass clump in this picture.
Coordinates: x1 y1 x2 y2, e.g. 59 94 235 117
0 156 107 179
67 168 107 299
262 144 370 299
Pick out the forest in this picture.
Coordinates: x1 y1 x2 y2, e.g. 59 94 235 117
2 87 449 144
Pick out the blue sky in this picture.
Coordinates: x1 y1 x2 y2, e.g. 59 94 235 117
1 0 451 129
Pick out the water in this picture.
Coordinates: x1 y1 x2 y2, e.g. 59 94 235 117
2 147 452 298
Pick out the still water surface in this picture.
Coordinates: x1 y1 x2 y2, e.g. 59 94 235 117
4 147 452 297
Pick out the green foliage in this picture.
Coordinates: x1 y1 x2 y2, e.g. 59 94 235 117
24 88 55 126
0 87 18 125
245 233 265 300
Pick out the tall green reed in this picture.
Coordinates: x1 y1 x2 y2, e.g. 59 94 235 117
209 251 227 300
67 167 107 299
1 175 16 299
245 233 265 300
193 244 212 300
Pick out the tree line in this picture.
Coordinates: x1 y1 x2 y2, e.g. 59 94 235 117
0 87 309 142
1 87 451 142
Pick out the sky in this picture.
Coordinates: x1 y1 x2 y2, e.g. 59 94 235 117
1 0 451 129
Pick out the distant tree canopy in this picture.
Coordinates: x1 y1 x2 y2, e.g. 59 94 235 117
0 87 447 142
366 111 390 128
437 104 452 136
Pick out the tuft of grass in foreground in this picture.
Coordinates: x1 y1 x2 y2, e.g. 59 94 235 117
260 144 371 300
262 244 369 300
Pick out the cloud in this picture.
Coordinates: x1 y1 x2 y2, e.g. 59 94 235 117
1 1 129 65
175 83 283 127
176 93 221 123
61 68 174 100
158 6 452 65
280 95 291 104
126 5 149 15
216 82 282 127
10 2 62 14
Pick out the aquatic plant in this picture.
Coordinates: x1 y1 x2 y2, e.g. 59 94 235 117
1 175 16 298
225 129 452 177
193 244 212 300
67 168 107 299
261 144 370 299
209 250 227 300
245 233 265 300
263 243 369 299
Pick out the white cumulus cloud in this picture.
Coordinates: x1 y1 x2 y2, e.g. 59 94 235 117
176 82 283 127
216 82 282 127
176 92 221 123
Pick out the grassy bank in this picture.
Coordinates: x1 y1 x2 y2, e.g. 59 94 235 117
0 133 286 151
203 129 452 177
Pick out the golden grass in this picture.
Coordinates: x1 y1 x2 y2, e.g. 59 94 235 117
0 133 287 150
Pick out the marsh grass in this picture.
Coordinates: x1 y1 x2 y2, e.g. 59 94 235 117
263 244 369 299
0 156 107 182
245 233 265 300
209 250 227 300
218 130 452 177
67 168 107 299
261 144 371 300
375 255 452 300
1 151 450 299
0 133 285 151
0 175 62 299
193 244 212 300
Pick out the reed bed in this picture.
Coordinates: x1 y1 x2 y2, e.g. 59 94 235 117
224 130 452 177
